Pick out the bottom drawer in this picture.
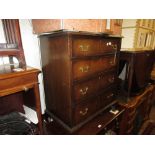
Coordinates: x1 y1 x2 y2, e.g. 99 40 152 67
75 104 125 135
73 86 117 125
98 119 118 135
73 97 100 125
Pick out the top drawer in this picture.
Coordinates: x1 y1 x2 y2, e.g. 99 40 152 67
0 73 37 92
72 37 100 57
72 36 119 57
100 38 119 52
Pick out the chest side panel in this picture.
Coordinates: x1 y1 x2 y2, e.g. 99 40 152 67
39 34 72 125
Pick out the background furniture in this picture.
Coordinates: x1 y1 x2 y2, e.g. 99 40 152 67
118 50 155 98
32 19 123 35
39 30 122 134
0 66 43 134
121 19 155 51
0 19 43 134
0 19 26 68
119 84 155 134
138 120 155 134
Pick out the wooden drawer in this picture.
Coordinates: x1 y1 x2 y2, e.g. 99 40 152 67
73 97 100 125
0 73 37 92
73 72 116 101
100 38 119 52
73 86 117 125
98 117 119 135
72 37 100 57
100 87 116 108
72 56 117 80
72 37 119 57
75 104 124 135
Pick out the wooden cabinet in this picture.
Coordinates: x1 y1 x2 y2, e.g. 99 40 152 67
39 31 122 134
32 19 123 35
119 50 155 98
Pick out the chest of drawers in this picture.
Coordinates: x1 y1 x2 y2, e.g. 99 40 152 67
39 31 122 133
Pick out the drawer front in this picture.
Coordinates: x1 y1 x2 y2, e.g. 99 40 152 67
100 87 116 109
72 37 100 57
75 104 124 135
73 73 116 101
72 37 120 57
73 97 100 125
100 38 119 52
72 56 116 80
98 119 118 135
0 73 37 91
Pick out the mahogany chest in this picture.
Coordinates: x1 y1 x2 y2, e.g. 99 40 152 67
39 31 122 133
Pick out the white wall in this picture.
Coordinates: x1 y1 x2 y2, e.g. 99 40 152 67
19 19 46 115
0 20 6 43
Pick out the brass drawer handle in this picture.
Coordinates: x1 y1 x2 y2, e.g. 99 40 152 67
107 93 114 99
23 86 29 92
80 87 88 95
79 108 88 116
106 42 117 50
109 61 115 66
108 77 115 83
97 124 102 128
79 66 90 73
79 45 90 52
106 42 112 46
111 44 117 50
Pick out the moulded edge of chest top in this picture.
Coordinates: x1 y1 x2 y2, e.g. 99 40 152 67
38 30 123 38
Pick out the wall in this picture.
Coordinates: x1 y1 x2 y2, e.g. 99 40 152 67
19 19 46 122
121 28 136 49
0 20 6 43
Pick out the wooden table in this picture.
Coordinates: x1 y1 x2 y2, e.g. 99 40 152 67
0 66 43 134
